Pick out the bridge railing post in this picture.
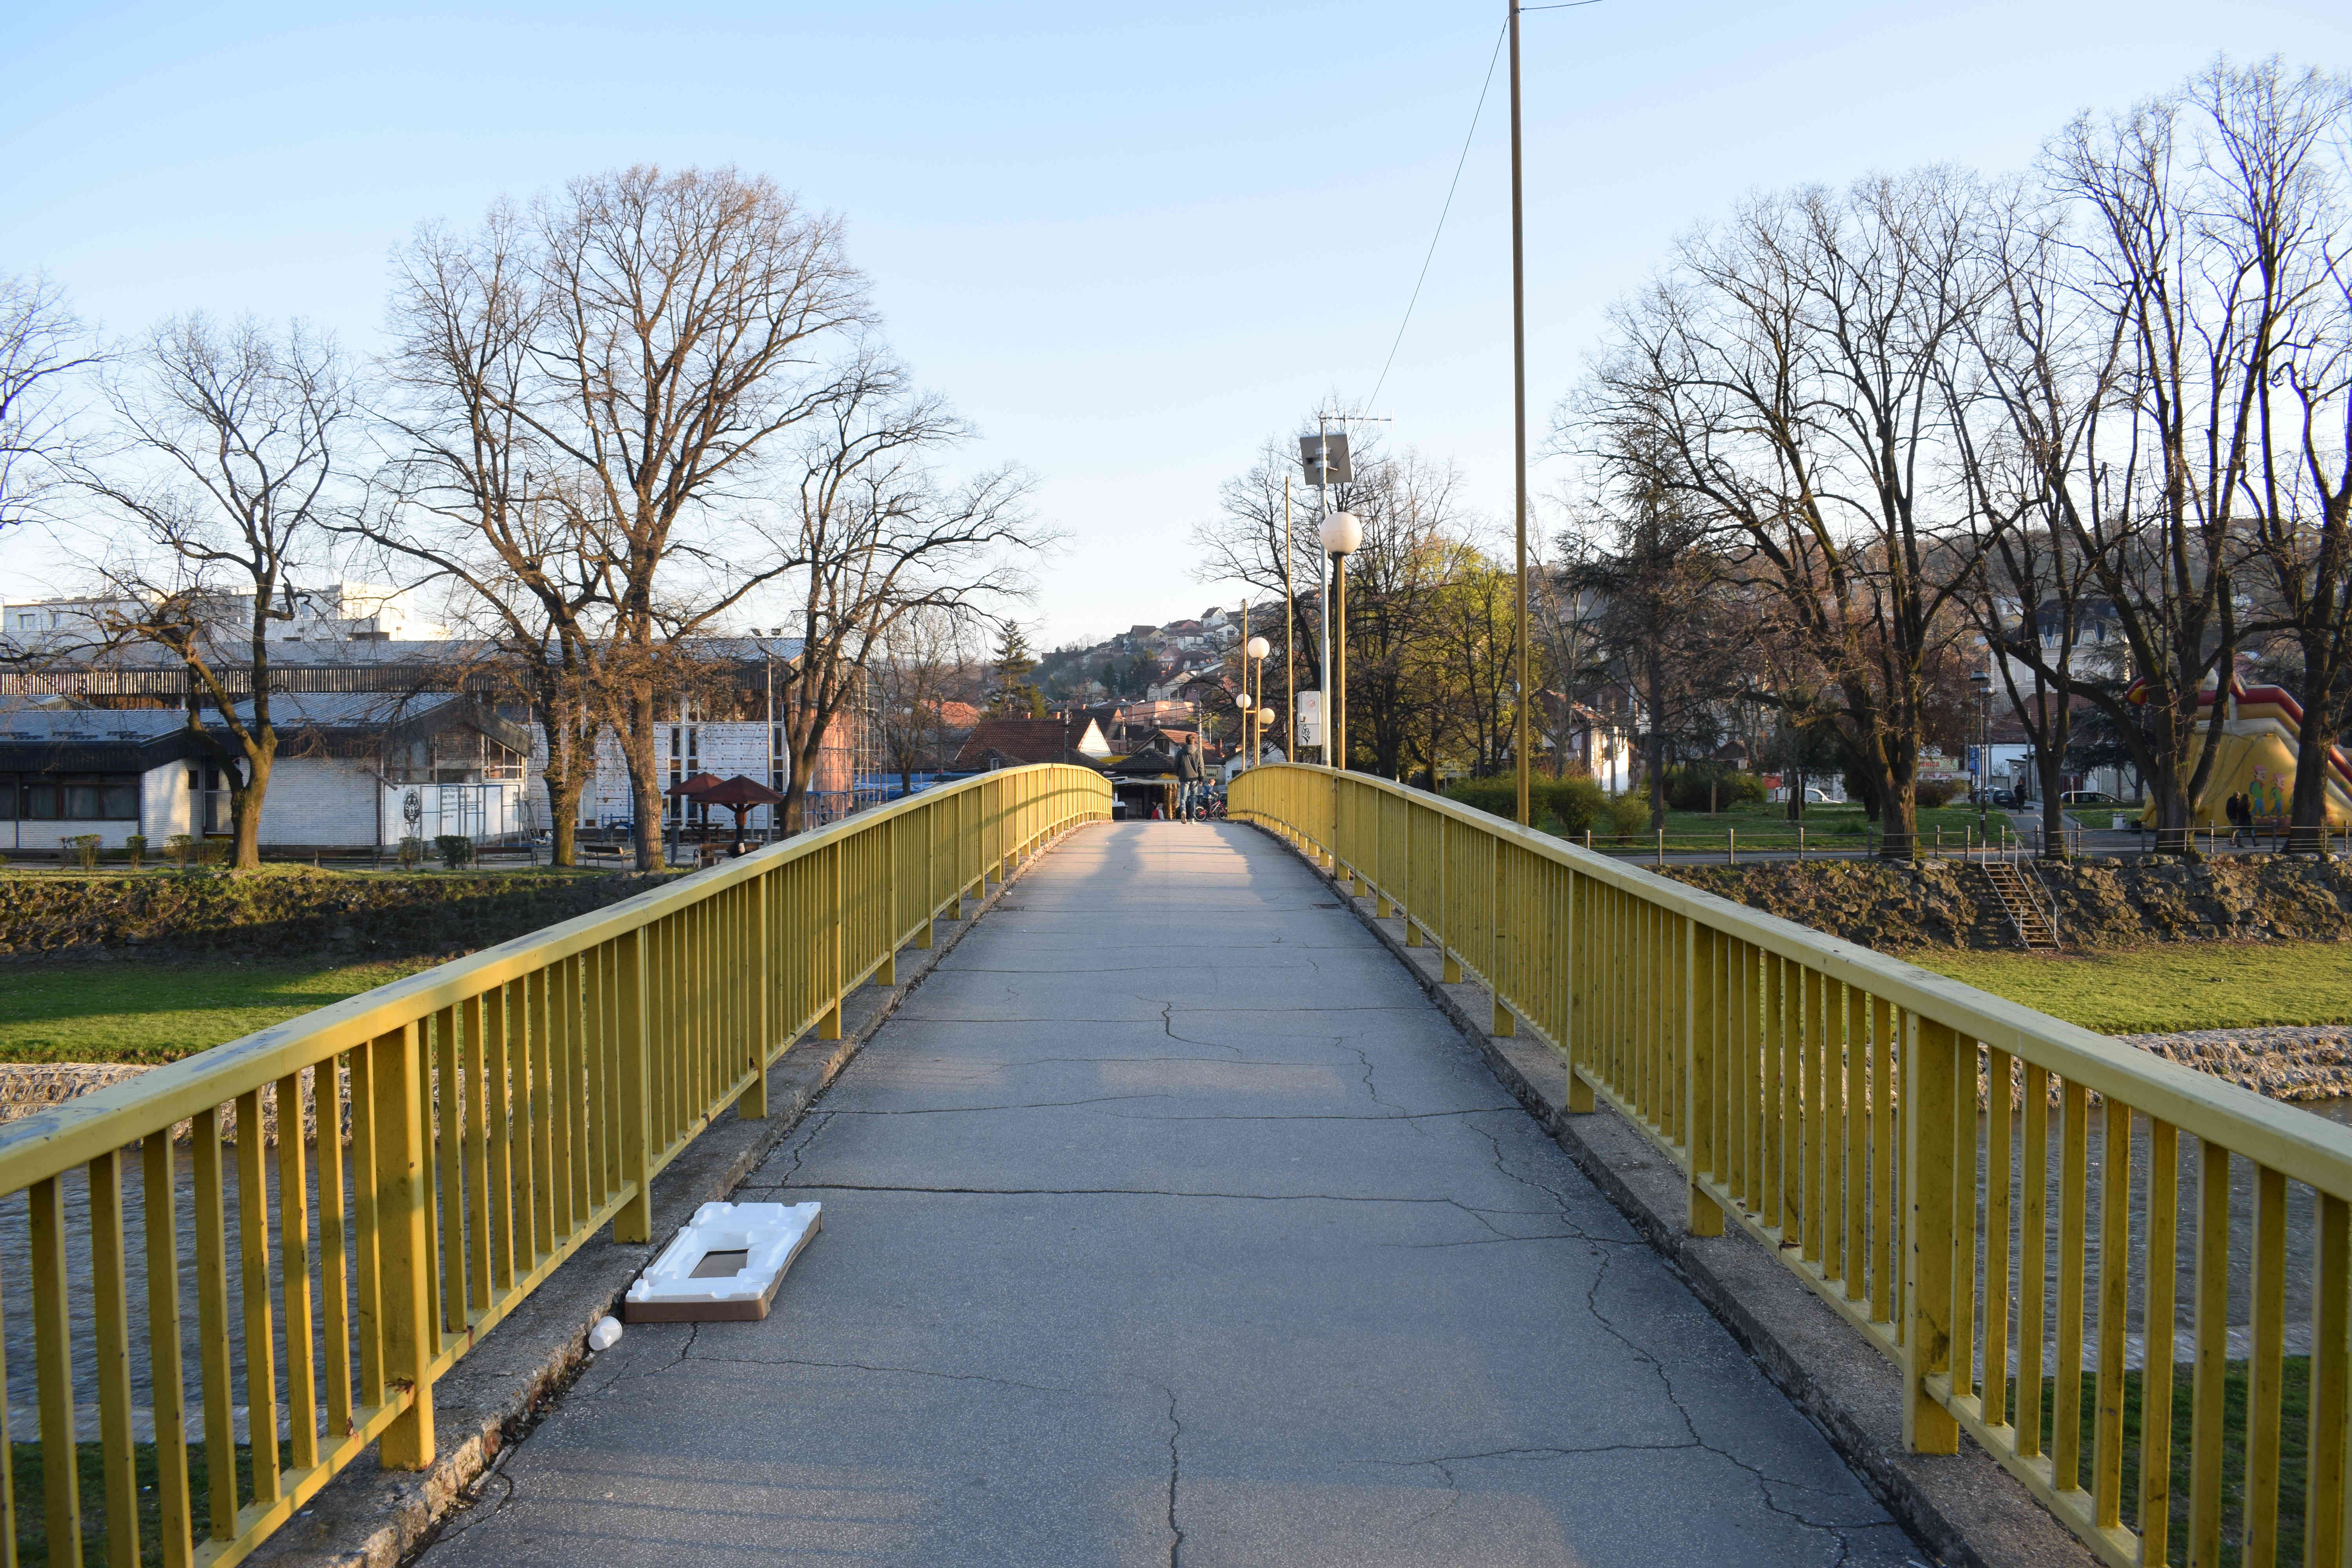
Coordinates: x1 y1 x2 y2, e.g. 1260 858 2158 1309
1903 1013 1962 1455
614 926 652 1244
371 1022 436 1470
1686 919 1724 1236
819 840 844 1040
741 869 771 1120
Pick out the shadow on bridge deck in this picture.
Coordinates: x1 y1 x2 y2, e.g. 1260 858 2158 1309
417 821 1920 1568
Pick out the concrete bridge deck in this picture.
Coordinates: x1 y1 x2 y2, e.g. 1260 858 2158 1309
419 822 1922 1567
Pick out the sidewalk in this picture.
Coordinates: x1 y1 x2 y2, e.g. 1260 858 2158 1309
417 822 1920 1568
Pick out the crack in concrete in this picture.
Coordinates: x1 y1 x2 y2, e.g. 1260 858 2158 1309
1005 1054 1308 1069
1568 1244 1888 1550
1160 1002 1243 1056
820 1093 1178 1116
781 1180 1537 1236
1364 1437 1891 1561
1154 1381 1186 1568
770 1111 834 1187
1454 1110 1635 1246
434 1446 519 1541
685 1352 1073 1396
1098 1106 1521 1124
1345 1043 1405 1113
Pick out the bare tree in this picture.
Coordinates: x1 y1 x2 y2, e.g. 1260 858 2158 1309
1563 450 1739 830
362 207 611 864
764 356 1040 833
871 603 986 798
1572 170 1991 857
0 272 96 530
515 165 871 869
2038 63 2313 851
1336 451 1468 779
2201 60 2352 852
76 315 356 869
1941 180 2120 856
1528 527 1610 780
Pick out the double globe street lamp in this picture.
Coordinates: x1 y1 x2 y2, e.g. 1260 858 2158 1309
1244 633 1271 766
1319 510 1363 769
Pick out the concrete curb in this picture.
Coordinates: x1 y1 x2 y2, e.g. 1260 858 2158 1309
1251 824 2099 1568
247 837 1067 1568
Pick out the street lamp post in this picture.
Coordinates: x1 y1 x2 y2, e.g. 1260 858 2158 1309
1245 633 1272 766
1508 0 1532 827
1970 670 1993 836
1319 511 1363 771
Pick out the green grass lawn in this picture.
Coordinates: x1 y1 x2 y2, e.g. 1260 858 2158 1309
0 958 442 1065
1912 942 2352 1036
2015 1360 2308 1567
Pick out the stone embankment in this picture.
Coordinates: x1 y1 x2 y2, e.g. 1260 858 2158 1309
0 1060 349 1140
1661 853 2352 952
2118 1027 2352 1103
1661 854 2352 1104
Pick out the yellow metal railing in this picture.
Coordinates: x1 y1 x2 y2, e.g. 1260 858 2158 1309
0 763 1109 1568
1233 763 2352 1568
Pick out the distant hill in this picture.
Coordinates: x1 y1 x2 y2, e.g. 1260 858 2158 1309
1036 605 1246 704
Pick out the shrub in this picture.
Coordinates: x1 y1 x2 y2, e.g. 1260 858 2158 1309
1442 779 1518 819
434 834 475 870
164 833 200 870
1440 776 1612 837
123 834 147 870
1914 779 1959 809
1664 766 1765 813
65 834 103 871
397 836 426 871
1541 776 1610 835
1601 793 1653 840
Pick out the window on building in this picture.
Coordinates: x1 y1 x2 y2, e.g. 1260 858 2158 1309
384 730 526 785
666 724 700 824
0 772 140 820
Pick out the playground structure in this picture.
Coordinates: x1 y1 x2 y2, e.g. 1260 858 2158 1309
2144 679 2352 828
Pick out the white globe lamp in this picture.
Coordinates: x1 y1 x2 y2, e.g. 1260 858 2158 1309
1319 511 1363 556
1245 635 1271 661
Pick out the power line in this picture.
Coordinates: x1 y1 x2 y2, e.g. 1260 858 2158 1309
1364 20 1507 412
1363 2 1606 414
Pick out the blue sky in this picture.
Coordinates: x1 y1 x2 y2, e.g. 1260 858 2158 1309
4 0 2348 648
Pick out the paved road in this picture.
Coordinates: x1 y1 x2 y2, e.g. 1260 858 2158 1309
421 821 1921 1568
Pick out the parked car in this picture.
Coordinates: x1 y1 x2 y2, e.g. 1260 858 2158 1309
2060 790 2123 807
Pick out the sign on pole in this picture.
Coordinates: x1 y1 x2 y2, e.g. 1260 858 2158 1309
1298 434 1350 487
1294 690 1323 748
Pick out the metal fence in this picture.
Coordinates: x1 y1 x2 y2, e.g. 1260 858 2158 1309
1233 763 2352 1568
0 762 1109 1568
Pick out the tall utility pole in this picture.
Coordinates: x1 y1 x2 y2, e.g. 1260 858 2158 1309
1509 0 1533 828
1283 475 1295 764
1316 414 1331 766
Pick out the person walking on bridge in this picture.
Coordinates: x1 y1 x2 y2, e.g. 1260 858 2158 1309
1176 732 1205 820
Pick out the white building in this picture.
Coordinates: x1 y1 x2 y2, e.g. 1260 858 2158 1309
2 581 449 658
0 692 530 854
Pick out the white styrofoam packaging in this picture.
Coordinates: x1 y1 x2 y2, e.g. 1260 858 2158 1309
623 1200 823 1323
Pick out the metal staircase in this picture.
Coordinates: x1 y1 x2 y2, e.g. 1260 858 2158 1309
1975 859 2061 951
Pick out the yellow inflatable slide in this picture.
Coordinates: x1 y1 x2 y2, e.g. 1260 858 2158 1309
2132 681 2352 828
